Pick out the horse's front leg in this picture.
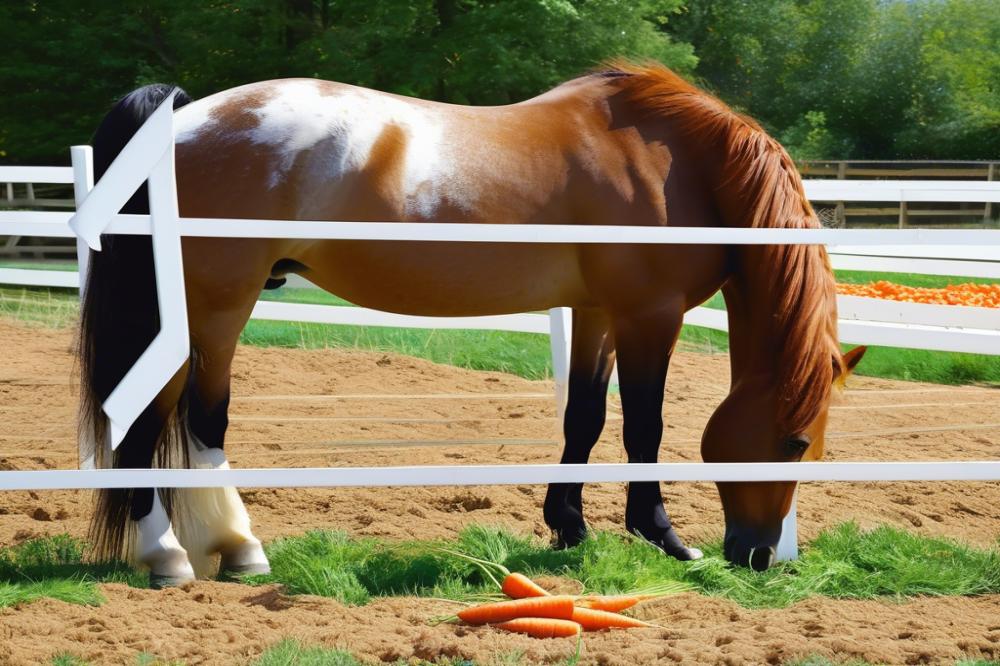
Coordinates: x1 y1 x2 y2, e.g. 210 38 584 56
543 308 615 548
613 307 702 561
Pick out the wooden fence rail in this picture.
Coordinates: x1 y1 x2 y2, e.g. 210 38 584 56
799 160 999 226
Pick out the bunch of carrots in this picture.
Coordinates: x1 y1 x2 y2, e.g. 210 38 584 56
435 550 687 639
837 281 1000 308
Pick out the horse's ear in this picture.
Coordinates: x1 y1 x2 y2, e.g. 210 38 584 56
834 345 867 383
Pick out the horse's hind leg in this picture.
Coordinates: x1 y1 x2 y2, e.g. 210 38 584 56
614 307 701 561
182 294 270 577
543 308 615 548
118 364 196 588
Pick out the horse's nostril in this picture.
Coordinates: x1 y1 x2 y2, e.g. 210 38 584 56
749 546 775 572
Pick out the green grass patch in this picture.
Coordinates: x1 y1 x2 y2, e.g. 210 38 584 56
251 640 362 666
0 533 146 609
0 285 78 327
50 656 93 666
2 268 998 386
245 522 1000 610
241 320 556 380
0 260 77 271
836 269 998 289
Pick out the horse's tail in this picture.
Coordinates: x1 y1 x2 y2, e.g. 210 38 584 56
80 84 193 561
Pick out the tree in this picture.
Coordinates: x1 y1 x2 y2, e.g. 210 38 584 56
0 0 695 164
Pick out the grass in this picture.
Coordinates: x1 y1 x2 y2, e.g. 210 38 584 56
835 269 999 289
50 640 482 666
47 647 1000 666
10 525 995 666
51 655 195 666
0 533 146 609
250 641 363 666
241 522 1000 610
2 263 999 386
7 523 997 613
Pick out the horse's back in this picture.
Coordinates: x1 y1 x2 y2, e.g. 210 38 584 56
170 76 726 317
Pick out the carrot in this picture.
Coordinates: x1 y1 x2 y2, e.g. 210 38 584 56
457 596 575 625
437 548 550 599
493 617 582 638
575 595 646 612
570 606 654 631
573 581 691 611
835 280 1000 308
501 571 550 599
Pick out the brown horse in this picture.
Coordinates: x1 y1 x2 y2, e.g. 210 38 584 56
80 62 864 586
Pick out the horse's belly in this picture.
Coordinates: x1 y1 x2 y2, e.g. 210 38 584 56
298 240 588 316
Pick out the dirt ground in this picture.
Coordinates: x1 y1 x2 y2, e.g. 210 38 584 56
0 319 998 665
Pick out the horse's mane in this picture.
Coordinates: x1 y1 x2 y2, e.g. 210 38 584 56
598 61 843 434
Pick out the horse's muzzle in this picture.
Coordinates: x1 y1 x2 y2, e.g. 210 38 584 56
723 525 780 571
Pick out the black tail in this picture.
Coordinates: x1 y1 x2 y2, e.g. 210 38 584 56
80 84 193 560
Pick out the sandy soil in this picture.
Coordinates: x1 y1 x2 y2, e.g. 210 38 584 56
0 319 998 665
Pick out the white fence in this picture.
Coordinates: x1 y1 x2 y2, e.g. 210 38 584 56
1 93 999 561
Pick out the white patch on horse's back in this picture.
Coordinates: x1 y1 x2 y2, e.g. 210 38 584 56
175 79 459 213
257 82 454 212
173 84 251 143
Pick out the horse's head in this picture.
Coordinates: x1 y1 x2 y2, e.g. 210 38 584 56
700 345 866 571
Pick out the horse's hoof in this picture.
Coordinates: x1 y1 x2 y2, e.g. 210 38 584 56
149 572 196 589
631 526 702 561
219 538 270 578
219 561 271 577
679 547 703 561
551 526 587 550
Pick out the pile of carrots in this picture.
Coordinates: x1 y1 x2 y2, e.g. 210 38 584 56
836 280 1000 308
438 550 685 639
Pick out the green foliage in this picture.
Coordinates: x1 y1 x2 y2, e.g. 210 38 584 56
252 640 362 666
0 1 693 164
0 533 146 609
668 0 1000 159
780 111 852 161
246 522 1000 610
50 656 93 666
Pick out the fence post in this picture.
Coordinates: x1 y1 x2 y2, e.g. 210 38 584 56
986 163 996 222
834 161 847 227
548 307 572 425
898 200 908 229
776 492 798 561
70 146 94 298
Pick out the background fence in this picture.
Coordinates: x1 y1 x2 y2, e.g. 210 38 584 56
800 160 999 227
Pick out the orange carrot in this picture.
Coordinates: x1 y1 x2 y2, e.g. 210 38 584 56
573 582 690 611
501 571 550 599
575 595 644 612
457 596 575 625
835 280 1000 308
493 617 582 638
437 548 550 599
570 606 654 631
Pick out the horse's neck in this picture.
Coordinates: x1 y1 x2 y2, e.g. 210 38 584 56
720 259 784 389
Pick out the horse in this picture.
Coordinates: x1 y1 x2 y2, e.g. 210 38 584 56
79 61 865 586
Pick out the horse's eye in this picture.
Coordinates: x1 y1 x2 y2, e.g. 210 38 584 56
785 435 811 458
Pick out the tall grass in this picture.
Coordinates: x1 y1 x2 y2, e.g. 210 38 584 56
0 533 145 609
245 522 1000 610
